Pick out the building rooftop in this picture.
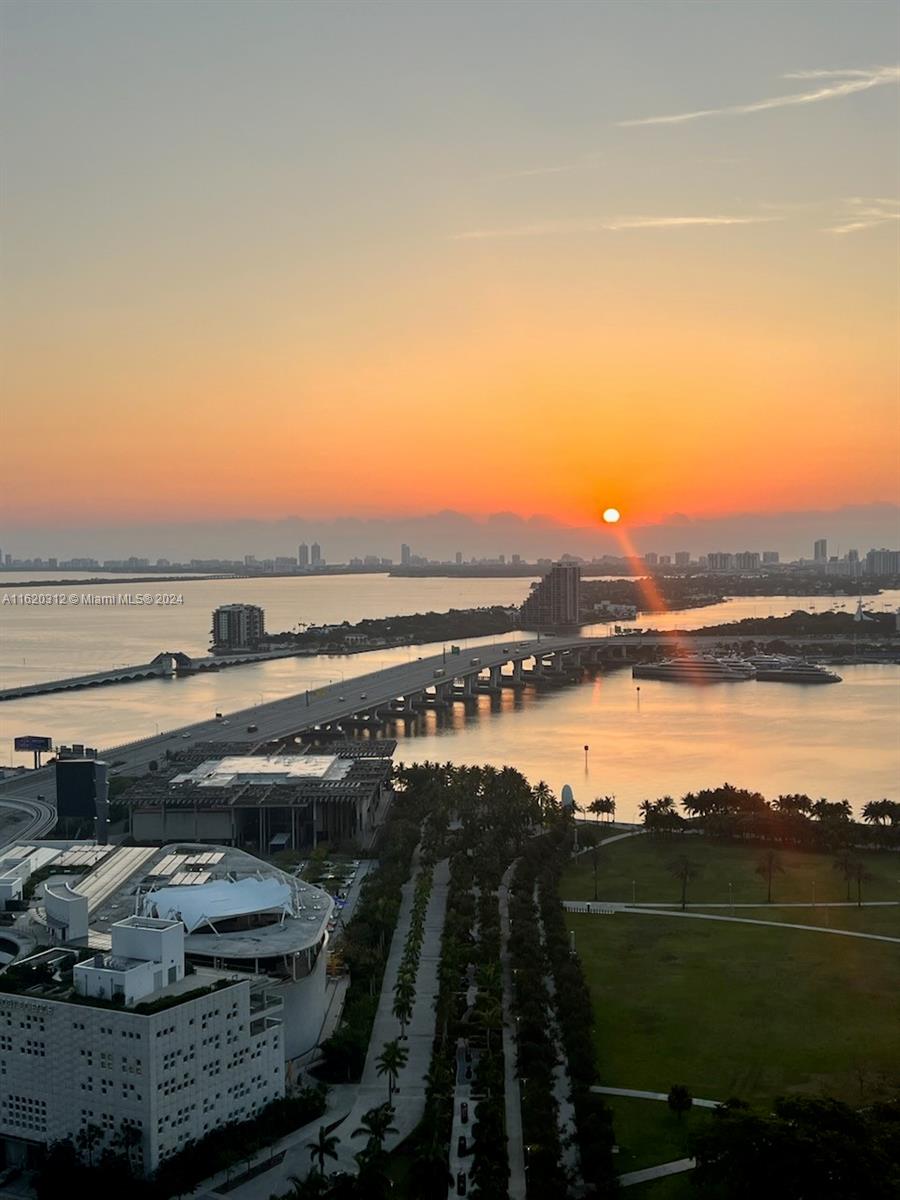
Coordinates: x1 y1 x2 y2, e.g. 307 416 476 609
12 841 333 961
171 754 354 788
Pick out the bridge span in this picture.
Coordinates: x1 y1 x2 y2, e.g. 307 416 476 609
0 631 890 848
0 648 308 702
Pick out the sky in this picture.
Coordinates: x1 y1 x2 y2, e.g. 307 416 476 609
2 0 899 542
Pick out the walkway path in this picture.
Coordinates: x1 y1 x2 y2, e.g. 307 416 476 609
563 902 900 943
535 883 580 1181
499 861 526 1200
330 855 450 1172
203 855 450 1199
592 1086 720 1108
619 1158 696 1188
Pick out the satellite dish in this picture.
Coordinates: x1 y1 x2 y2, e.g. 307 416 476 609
561 784 574 810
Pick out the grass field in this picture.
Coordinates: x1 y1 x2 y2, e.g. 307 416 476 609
568 908 900 1106
564 832 900 907
604 1095 710 1173
687 903 900 936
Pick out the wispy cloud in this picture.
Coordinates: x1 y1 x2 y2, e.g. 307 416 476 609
453 215 779 240
496 156 604 180
826 196 900 234
620 65 900 127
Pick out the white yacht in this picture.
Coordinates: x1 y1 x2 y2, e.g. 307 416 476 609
633 655 756 683
753 660 842 684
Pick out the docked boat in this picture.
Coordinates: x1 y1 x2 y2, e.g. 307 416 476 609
752 661 842 684
632 655 756 683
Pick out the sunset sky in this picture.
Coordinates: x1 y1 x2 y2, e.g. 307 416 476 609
2 0 898 535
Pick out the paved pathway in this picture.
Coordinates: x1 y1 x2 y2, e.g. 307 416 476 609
330 856 450 1172
563 902 900 943
619 1158 696 1188
203 856 449 1198
535 884 580 1180
499 861 526 1200
592 1086 720 1108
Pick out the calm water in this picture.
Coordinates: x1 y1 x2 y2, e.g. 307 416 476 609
1 574 897 816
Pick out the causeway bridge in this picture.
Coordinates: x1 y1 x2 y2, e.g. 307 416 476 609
0 648 307 702
1 632 894 846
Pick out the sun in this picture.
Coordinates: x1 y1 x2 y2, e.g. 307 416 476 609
602 507 621 524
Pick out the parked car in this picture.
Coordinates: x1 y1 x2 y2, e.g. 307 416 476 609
460 1101 469 1124
456 1172 467 1196
457 1135 467 1157
246 723 258 732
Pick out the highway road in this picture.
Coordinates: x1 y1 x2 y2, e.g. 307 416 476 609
0 636 598 845
2 628 882 848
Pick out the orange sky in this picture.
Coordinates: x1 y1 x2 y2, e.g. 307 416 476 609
2 3 898 531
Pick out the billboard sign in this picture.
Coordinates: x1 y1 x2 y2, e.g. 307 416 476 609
14 735 53 752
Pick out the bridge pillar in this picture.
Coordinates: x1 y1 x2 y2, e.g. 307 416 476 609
512 659 524 682
490 665 502 689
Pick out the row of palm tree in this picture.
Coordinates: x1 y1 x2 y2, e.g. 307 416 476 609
637 784 900 851
392 865 433 1039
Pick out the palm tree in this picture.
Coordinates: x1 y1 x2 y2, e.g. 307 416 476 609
833 851 857 902
307 1124 340 1175
352 1103 398 1153
115 1121 142 1172
851 861 873 908
669 856 701 911
76 1122 103 1168
376 1039 408 1102
755 850 785 903
392 993 413 1039
667 1084 693 1120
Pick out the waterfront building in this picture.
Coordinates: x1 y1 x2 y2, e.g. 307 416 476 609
311 543 323 567
401 543 411 565
298 543 310 568
814 538 828 563
211 604 265 651
643 552 658 566
707 552 735 571
674 552 690 567
520 562 581 629
125 742 394 852
762 551 780 564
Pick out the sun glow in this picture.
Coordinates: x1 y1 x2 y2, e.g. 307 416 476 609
602 508 621 524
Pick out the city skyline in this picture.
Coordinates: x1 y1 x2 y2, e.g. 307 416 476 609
2 0 899 534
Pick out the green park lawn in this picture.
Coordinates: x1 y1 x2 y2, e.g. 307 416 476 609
567 908 900 1107
564 832 900 907
605 1094 710 1173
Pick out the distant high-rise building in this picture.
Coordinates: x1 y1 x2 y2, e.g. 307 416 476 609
814 539 827 563
311 543 323 567
298 543 310 568
512 553 522 565
734 551 761 570
244 555 257 567
643 552 658 566
707 552 734 571
762 551 780 564
401 543 411 566
520 562 581 629
674 552 690 567
455 551 462 565
211 603 265 650
847 549 859 565
865 548 900 577
658 554 671 566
